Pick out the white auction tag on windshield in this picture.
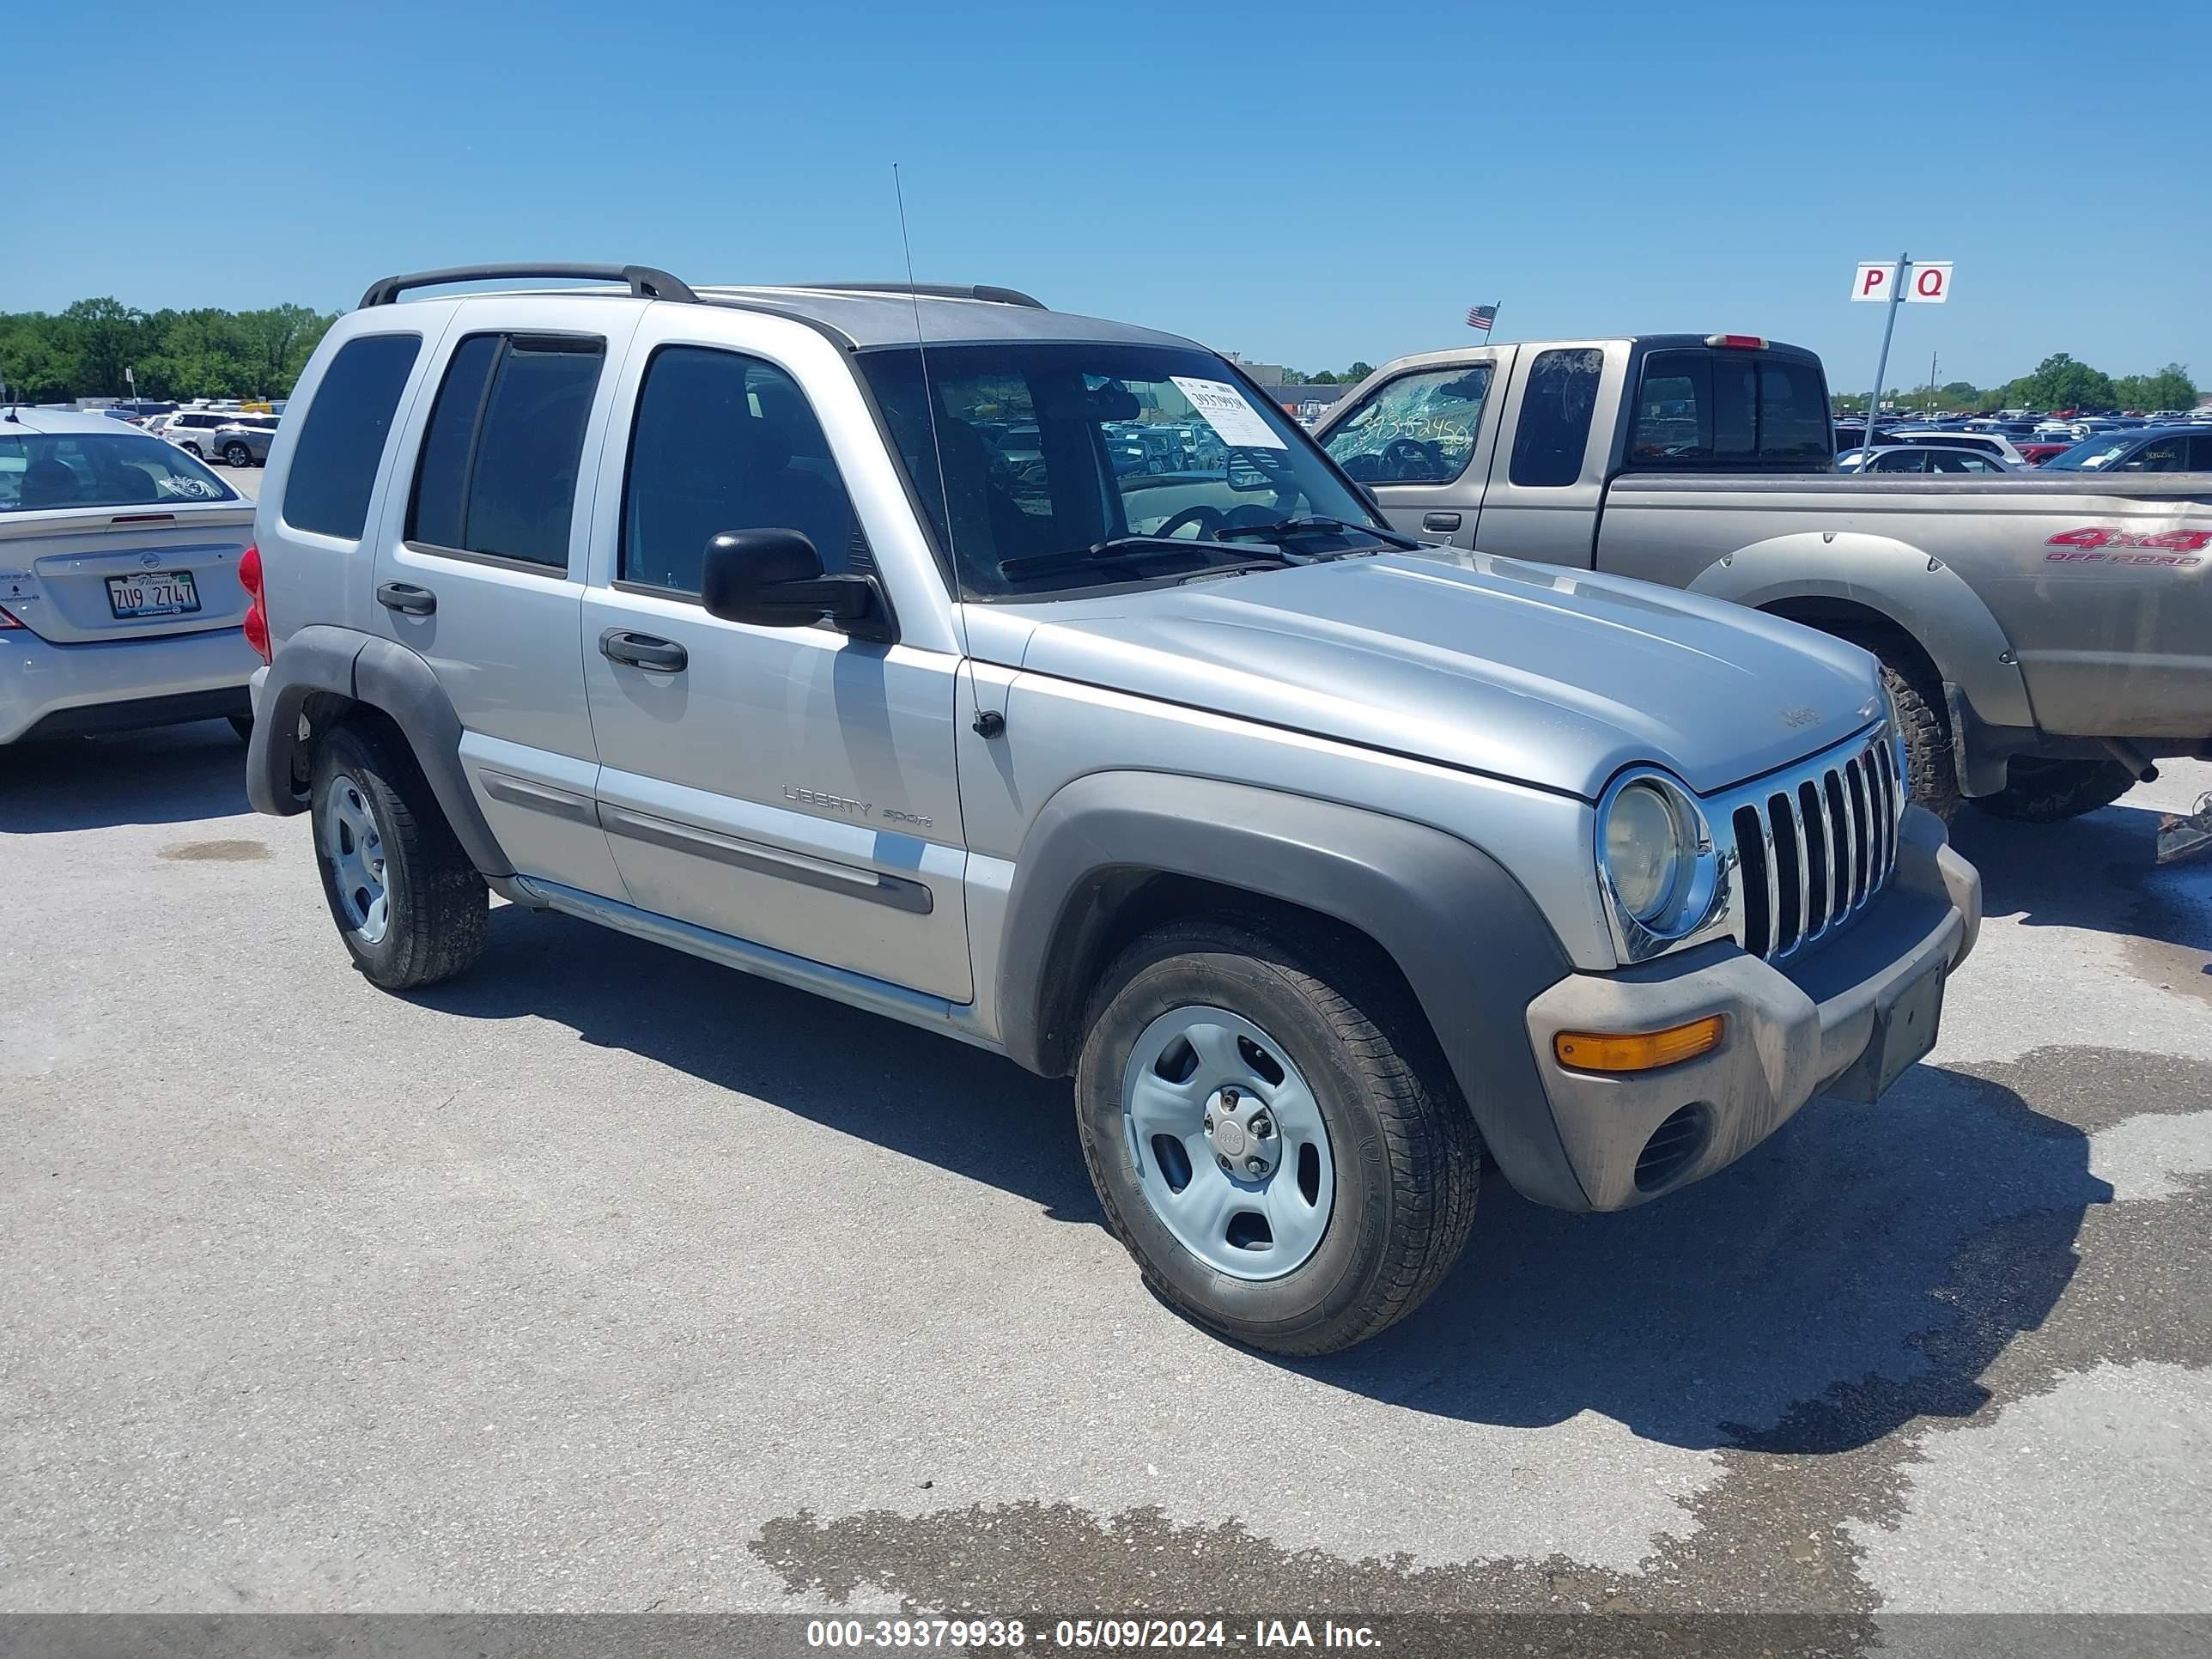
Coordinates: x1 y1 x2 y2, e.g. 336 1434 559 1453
1170 377 1286 450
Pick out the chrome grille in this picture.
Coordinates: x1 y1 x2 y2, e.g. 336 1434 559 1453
1727 732 1902 961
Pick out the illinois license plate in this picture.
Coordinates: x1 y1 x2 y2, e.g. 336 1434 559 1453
106 570 200 619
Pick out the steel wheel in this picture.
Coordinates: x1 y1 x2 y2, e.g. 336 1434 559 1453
321 773 390 944
1120 1004 1334 1279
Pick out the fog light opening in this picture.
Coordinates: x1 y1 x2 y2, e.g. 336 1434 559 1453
1635 1104 1711 1194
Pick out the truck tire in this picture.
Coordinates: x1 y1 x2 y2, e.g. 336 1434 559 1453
1881 659 1960 824
309 720 487 990
1073 915 1480 1356
1970 757 2136 824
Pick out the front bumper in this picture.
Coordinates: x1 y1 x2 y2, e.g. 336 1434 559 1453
0 623 258 744
1522 805 1980 1211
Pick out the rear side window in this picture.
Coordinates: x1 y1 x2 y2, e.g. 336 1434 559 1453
620 346 861 594
1509 349 1602 488
408 332 605 569
282 334 421 539
1629 350 1831 470
1322 365 1494 484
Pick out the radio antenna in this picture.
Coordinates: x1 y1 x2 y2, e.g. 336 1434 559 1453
894 164 957 599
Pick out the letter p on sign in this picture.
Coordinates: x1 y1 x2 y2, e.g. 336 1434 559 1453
1852 261 1896 301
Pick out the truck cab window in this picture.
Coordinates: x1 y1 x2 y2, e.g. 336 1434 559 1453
1509 349 1602 488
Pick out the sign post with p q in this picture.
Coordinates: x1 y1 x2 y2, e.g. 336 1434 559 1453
1850 254 1954 440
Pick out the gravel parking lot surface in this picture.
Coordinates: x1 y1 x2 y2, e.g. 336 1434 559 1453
3 685 2208 1632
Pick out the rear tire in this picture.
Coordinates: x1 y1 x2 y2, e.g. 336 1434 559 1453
1970 756 2137 823
309 721 487 990
1879 658 1960 824
1073 915 1480 1356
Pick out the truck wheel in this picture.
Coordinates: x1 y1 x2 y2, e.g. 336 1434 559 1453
1881 659 1960 823
1970 757 2136 824
310 721 487 990
1073 915 1480 1356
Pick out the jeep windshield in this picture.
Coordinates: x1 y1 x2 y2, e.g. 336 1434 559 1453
859 342 1395 599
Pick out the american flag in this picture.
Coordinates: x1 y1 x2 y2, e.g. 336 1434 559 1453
1466 304 1498 333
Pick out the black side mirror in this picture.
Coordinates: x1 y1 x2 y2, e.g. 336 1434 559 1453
700 529 880 633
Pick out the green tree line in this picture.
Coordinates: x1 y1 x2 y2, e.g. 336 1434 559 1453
0 298 337 404
1833 354 2198 416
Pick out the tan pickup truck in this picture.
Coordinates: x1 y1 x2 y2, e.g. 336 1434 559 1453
1315 335 2212 827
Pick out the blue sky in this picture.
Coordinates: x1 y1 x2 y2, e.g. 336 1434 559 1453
13 3 2207 390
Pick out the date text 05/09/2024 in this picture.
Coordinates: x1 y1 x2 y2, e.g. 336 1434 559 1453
804 1618 1383 1650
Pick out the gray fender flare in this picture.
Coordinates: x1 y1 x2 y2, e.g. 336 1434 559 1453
244 624 513 878
1689 530 2036 732
995 771 1594 1212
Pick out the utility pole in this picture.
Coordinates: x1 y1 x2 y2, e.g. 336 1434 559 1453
1928 349 1937 417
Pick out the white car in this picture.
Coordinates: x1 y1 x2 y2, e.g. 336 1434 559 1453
1837 444 2014 475
0 406 261 744
1882 427 2028 466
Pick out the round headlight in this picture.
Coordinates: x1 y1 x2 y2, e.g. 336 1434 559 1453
1604 781 1686 923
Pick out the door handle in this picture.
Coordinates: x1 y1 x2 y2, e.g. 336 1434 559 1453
376 581 437 617
1422 512 1462 532
599 628 688 672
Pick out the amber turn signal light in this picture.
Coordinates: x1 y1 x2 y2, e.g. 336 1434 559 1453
1553 1015 1724 1073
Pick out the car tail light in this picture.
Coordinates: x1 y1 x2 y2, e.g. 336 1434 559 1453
0 605 22 629
239 544 270 664
1705 333 1769 350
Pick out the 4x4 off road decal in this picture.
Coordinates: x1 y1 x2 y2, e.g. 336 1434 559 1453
2045 526 2209 567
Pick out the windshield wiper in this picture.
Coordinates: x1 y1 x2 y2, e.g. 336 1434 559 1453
996 536 1293 583
1212 515 1424 553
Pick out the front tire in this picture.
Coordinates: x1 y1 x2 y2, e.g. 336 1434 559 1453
222 441 252 468
310 722 487 990
1073 915 1480 1356
1970 756 2136 823
1880 658 1960 824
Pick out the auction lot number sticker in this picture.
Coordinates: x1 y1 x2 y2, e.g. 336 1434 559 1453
808 1617 1380 1649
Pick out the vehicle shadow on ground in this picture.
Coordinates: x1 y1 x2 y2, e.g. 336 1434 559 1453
1286 1051 2108 1453
1948 798 2212 978
0 720 249 833
421 906 2108 1457
410 903 1099 1220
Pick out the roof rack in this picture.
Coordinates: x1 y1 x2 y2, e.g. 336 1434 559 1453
357 264 697 309
796 282 1046 310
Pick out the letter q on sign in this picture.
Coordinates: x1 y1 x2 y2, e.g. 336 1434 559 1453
1905 263 1954 303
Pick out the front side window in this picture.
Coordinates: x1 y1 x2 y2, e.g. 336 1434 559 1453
283 333 421 540
0 430 235 512
1322 365 1493 484
1509 349 1603 488
621 346 861 594
860 342 1389 600
408 332 605 569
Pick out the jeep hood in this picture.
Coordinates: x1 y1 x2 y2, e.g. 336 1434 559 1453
980 551 1883 799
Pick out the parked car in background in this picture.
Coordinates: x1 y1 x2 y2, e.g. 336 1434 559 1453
1837 445 2014 474
158 409 239 458
2041 427 2212 474
1320 333 2212 827
209 416 279 468
0 406 259 744
1887 428 2027 466
2016 440 2075 466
